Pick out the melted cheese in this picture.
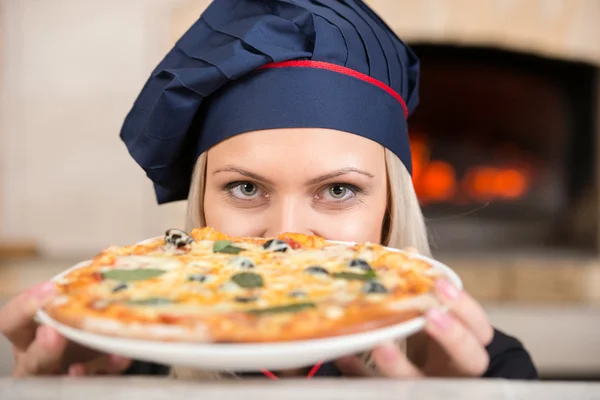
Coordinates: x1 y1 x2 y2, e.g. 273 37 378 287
59 227 436 322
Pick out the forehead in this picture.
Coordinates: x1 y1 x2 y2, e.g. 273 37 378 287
206 128 386 172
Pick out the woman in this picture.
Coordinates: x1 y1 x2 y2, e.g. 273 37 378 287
0 0 537 379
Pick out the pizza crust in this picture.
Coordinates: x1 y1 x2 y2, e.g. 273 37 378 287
44 294 439 343
45 305 213 342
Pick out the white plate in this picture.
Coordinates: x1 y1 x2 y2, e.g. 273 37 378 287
36 240 461 372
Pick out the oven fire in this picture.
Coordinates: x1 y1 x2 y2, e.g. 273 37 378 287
410 134 532 206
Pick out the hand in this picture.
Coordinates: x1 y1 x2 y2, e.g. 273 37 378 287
335 279 494 378
0 281 132 377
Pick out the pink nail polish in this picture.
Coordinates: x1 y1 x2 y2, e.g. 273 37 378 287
436 280 459 300
109 355 128 367
69 364 85 377
427 308 452 330
335 356 356 370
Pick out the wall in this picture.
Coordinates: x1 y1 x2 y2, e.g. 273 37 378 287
0 0 211 257
369 0 600 66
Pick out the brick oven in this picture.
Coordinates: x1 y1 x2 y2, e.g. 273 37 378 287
367 0 600 378
410 45 597 253
366 0 600 256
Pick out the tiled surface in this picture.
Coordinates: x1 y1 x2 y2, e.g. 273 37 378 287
2 378 600 400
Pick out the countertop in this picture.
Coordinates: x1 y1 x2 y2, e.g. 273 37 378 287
1 378 599 400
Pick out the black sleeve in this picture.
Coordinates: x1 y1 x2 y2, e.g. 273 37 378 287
483 328 538 380
123 360 170 376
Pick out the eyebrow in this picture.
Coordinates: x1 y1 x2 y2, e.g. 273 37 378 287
213 165 374 186
305 167 374 185
213 166 274 185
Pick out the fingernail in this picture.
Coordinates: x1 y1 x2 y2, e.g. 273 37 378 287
69 364 85 377
335 356 358 370
109 355 129 368
336 356 354 365
426 308 452 331
377 342 398 362
31 281 55 301
436 280 460 301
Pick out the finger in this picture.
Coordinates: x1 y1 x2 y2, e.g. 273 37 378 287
13 325 67 377
425 309 490 376
68 354 131 376
435 280 494 345
63 341 104 364
335 355 375 377
371 341 423 378
0 281 55 351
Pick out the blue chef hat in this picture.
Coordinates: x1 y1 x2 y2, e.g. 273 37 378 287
120 0 421 204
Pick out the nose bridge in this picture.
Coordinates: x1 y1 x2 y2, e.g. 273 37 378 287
268 195 310 236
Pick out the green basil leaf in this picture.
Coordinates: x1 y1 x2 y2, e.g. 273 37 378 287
231 272 263 288
213 240 232 252
213 240 244 254
102 269 166 282
247 302 316 315
218 245 244 254
125 298 173 306
332 270 377 281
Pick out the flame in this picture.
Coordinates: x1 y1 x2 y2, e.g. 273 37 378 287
419 161 457 202
410 135 530 205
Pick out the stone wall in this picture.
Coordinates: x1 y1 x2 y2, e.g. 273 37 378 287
369 0 600 66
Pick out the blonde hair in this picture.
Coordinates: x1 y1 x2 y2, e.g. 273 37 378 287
171 148 430 380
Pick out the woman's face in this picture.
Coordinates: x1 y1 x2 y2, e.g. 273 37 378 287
203 128 388 243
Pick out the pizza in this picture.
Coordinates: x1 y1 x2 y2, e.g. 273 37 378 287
42 227 443 343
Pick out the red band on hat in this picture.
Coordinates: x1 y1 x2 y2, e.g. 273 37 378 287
260 60 408 118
